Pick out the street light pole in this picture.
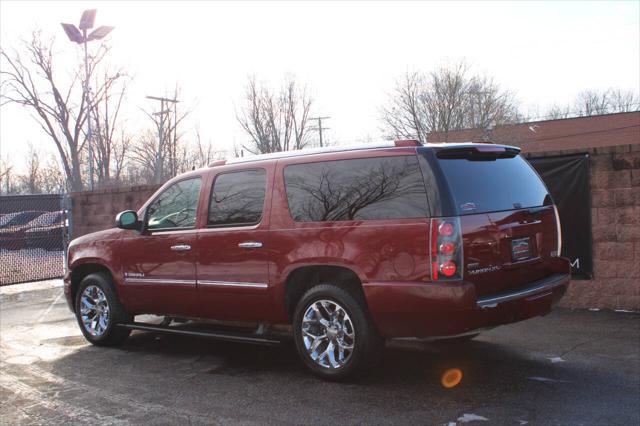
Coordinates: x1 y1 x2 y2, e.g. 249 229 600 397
82 28 94 190
61 9 114 191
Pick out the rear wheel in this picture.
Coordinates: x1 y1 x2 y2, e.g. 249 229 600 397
75 272 131 346
292 284 384 380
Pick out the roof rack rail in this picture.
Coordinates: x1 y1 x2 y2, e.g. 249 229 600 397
222 141 411 165
208 140 425 167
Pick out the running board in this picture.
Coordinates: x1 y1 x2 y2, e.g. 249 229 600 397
118 322 281 346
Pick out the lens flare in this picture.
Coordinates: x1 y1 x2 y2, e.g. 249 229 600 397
441 368 463 388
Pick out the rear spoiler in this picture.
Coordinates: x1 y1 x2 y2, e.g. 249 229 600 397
435 145 521 160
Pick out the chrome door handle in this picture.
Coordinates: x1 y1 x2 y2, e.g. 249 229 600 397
238 241 263 249
171 244 192 251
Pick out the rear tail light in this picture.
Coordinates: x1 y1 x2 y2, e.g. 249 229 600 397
430 217 463 281
553 205 562 257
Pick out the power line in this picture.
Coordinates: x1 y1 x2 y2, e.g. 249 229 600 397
309 116 330 147
527 124 640 142
146 95 179 184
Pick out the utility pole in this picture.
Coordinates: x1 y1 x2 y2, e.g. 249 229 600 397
146 95 179 183
309 116 330 148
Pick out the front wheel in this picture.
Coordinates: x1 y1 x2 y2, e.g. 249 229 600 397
292 284 384 380
75 272 131 346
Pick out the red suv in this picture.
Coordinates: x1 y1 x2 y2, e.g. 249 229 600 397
65 141 570 379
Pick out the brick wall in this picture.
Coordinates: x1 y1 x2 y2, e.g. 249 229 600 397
526 143 640 311
70 185 160 238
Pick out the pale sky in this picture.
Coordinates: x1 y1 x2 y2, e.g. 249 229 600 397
1 0 639 173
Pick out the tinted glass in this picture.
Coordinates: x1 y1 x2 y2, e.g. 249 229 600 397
147 178 201 230
208 169 266 226
284 156 429 222
437 155 549 215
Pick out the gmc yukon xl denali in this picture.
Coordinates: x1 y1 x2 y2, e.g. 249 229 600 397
65 140 571 379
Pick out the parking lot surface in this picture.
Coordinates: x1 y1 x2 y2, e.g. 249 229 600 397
1 280 639 425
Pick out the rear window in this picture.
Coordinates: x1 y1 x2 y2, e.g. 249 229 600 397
436 155 550 215
284 156 429 222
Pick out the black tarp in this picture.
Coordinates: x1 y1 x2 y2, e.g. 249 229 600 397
529 154 593 279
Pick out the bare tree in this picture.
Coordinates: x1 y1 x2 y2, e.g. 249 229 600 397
544 104 571 120
574 90 611 116
574 88 639 116
39 156 67 193
379 71 430 142
0 157 17 194
19 144 42 194
380 61 520 142
609 89 639 112
111 132 131 184
0 149 65 195
236 75 313 154
128 125 222 185
542 88 639 119
188 126 220 168
128 129 159 184
0 30 124 191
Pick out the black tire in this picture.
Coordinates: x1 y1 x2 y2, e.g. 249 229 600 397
292 284 384 381
75 272 132 346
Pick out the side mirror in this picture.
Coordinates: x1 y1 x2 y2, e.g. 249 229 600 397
116 210 139 230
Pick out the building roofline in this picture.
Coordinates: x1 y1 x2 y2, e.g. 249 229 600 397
427 110 640 138
521 110 640 126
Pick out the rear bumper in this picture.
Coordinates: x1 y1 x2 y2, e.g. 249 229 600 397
476 273 568 308
363 272 570 338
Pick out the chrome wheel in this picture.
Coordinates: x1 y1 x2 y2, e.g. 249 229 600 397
80 285 110 336
302 299 355 369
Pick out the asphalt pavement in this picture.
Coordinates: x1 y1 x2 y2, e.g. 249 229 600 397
1 280 639 425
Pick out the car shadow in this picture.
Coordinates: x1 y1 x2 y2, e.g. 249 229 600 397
42 329 575 387
38 328 637 424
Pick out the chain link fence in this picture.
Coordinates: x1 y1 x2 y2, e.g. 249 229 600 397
0 194 70 286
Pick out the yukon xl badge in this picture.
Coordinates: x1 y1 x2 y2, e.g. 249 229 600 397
467 264 501 275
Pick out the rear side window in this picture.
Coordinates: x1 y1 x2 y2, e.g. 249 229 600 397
208 169 266 227
284 156 429 222
437 155 549 215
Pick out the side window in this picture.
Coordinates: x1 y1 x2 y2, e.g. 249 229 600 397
284 156 429 222
147 178 202 230
208 169 267 227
